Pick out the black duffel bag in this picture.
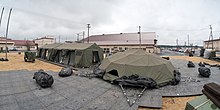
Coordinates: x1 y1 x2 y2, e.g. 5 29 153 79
171 70 181 85
187 61 195 68
198 62 205 67
198 67 211 77
59 67 73 77
113 74 157 88
33 69 54 88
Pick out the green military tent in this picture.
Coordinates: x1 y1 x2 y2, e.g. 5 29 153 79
38 43 103 68
99 49 175 85
37 43 62 59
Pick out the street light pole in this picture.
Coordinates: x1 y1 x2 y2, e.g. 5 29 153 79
0 7 4 28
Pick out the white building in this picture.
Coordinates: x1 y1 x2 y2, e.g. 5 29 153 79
204 38 220 51
34 35 55 47
0 37 37 51
81 32 160 54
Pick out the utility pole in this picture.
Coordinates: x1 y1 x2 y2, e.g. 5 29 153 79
157 35 159 45
0 7 4 28
83 31 85 43
207 25 214 50
77 33 79 41
138 26 141 49
187 34 189 47
87 24 90 43
5 8 12 60
59 35 60 43
176 39 178 46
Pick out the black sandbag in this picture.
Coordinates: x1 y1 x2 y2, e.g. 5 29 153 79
0 58 8 61
210 64 218 67
198 67 211 77
203 62 210 65
33 69 54 88
113 74 157 88
162 57 170 60
202 89 220 108
58 67 73 77
187 61 195 68
171 70 181 85
198 62 205 67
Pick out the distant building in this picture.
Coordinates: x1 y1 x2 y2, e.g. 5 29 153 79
34 35 55 47
0 37 37 51
204 38 220 51
81 32 160 54
0 38 14 51
12 40 37 51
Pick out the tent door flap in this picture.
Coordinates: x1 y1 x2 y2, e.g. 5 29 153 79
92 51 100 63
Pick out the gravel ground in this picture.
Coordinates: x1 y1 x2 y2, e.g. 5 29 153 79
1 52 219 110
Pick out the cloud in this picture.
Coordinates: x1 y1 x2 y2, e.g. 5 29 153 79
0 0 220 45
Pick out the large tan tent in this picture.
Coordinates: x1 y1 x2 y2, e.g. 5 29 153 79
38 43 103 67
99 49 175 85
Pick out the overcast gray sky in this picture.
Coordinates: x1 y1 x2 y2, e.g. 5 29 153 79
0 0 220 45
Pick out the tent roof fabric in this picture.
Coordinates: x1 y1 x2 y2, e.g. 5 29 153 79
99 49 175 85
55 43 94 50
40 43 62 49
100 49 171 67
40 43 95 50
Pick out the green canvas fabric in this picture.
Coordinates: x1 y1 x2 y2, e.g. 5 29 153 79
40 43 62 49
38 43 103 67
100 49 175 85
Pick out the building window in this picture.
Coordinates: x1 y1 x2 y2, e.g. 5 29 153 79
119 47 122 50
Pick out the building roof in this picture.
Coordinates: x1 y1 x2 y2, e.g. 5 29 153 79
0 37 12 40
81 32 156 46
0 39 36 46
34 35 55 40
12 40 36 46
204 38 220 42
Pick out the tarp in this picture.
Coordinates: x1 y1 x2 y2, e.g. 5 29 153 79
99 49 175 85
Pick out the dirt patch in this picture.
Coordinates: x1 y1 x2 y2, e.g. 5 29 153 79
0 52 62 72
168 56 220 65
